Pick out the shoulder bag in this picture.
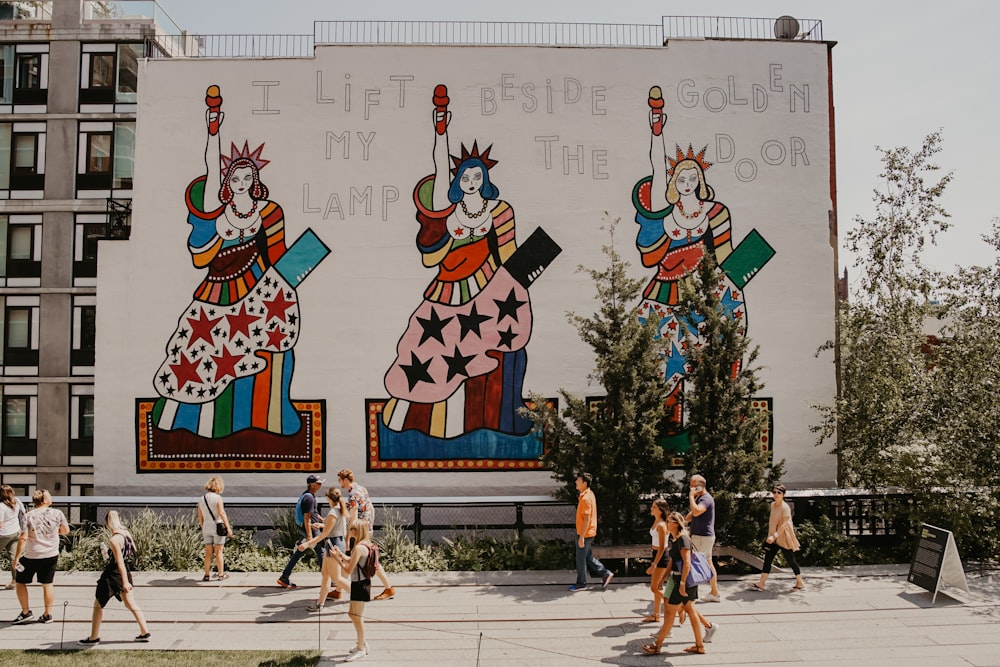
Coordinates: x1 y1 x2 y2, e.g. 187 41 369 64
203 494 227 536
676 539 713 587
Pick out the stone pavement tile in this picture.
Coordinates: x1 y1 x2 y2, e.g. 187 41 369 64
794 643 1000 665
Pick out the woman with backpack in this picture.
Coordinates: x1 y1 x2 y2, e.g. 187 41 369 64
0 485 26 590
329 518 377 662
79 511 150 645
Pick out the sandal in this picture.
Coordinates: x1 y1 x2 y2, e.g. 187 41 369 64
640 643 662 655
202 575 211 582
790 583 804 591
683 645 706 654
641 614 659 623
216 573 229 580
748 582 766 591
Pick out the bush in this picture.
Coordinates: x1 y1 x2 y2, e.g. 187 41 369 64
794 515 863 567
376 512 448 572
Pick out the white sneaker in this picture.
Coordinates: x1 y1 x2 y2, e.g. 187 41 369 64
345 646 368 662
348 642 370 655
703 621 719 643
700 593 721 602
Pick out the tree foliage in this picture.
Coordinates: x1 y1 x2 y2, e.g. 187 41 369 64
525 219 676 545
674 251 782 547
815 131 1000 559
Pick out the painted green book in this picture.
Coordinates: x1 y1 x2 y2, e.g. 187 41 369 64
720 228 775 289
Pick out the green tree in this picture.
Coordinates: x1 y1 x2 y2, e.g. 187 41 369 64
673 250 782 548
815 132 1000 558
524 219 676 545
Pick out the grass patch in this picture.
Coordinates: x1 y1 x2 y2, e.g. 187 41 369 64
0 650 321 667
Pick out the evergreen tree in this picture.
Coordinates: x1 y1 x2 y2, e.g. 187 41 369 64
525 220 676 545
673 250 781 547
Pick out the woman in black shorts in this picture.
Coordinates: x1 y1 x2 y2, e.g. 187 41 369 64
642 512 706 655
643 497 671 623
330 518 374 662
79 511 150 645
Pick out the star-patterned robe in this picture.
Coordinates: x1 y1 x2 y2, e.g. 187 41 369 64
150 177 301 437
382 177 533 438
632 176 748 397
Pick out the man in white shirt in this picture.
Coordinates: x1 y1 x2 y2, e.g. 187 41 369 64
12 489 70 624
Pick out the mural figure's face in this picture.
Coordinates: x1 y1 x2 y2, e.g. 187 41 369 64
229 166 254 196
675 168 700 197
459 166 484 195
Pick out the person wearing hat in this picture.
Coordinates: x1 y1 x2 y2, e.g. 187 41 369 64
277 474 325 589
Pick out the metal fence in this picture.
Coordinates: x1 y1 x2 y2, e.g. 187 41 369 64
313 20 663 47
662 16 823 41
49 488 903 547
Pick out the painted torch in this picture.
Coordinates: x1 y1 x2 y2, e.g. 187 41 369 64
433 84 449 135
205 85 223 136
648 86 664 136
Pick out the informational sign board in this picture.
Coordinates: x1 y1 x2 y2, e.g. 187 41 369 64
907 523 969 603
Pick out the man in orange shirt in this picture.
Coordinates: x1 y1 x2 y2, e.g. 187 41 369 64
569 472 614 592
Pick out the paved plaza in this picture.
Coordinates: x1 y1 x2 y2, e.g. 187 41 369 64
2 565 998 665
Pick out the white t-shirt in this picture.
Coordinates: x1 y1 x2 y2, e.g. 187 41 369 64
199 492 224 534
0 499 26 536
24 506 68 559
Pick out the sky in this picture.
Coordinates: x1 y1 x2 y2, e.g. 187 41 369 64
161 0 1000 283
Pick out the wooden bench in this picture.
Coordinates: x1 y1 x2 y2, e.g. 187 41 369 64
591 543 779 573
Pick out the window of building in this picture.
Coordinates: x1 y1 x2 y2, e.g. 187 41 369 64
86 132 111 174
69 389 94 458
116 43 141 103
73 215 105 282
1 299 39 367
1 122 45 191
0 45 14 104
89 53 113 88
77 122 133 193
71 298 96 369
1 389 37 459
0 215 42 282
15 53 39 90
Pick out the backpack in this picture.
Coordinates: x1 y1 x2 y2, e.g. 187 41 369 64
361 542 380 580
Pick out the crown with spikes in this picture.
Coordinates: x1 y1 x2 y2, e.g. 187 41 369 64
450 141 498 176
668 144 712 174
221 141 270 171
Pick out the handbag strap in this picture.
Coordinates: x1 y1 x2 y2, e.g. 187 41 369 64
203 494 218 522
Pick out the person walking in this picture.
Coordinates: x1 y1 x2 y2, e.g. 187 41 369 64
78 511 150 645
12 489 70 624
338 469 395 600
277 474 325 589
686 474 721 601
569 472 614 592
643 497 671 622
0 485 26 590
750 484 805 592
196 476 232 581
297 486 349 611
329 518 375 662
642 512 706 655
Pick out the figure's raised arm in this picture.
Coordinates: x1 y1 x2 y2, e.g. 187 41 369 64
648 86 668 211
431 84 452 211
202 85 224 213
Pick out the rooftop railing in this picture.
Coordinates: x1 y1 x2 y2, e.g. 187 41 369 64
139 17 825 59
313 20 664 47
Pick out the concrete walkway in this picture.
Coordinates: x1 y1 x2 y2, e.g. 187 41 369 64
2 565 998 665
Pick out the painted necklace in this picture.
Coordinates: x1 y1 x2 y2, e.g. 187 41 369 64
460 198 488 218
230 200 258 220
675 199 704 220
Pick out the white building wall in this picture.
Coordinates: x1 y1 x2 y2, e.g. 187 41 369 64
97 40 837 496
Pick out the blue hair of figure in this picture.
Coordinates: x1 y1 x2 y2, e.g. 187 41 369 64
448 158 499 204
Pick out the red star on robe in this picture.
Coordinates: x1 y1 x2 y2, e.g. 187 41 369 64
211 345 243 383
263 291 295 324
266 328 287 349
169 352 203 391
186 309 223 349
225 303 258 341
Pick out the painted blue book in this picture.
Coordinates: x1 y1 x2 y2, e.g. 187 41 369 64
274 228 331 288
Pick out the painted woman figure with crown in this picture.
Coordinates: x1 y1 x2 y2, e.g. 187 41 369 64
150 88 302 438
381 85 535 442
633 87 748 434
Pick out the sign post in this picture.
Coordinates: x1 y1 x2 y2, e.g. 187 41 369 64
907 523 969 604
